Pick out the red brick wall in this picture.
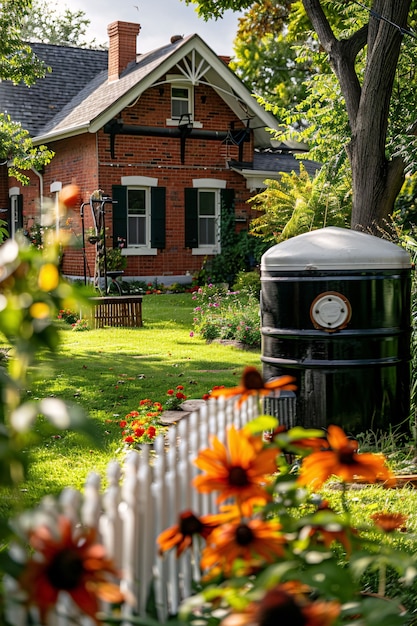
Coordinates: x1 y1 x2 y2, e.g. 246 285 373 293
9 80 257 281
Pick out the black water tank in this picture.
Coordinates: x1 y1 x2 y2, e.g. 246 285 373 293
260 227 412 434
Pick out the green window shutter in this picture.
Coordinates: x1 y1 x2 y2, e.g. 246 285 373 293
184 188 198 248
151 187 166 249
112 185 127 248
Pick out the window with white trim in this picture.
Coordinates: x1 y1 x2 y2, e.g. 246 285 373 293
127 187 149 246
171 85 191 121
185 180 233 255
112 179 166 255
198 189 218 247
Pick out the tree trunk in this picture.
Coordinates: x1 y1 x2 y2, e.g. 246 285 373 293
302 0 412 235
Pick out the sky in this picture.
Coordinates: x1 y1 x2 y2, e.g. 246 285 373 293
67 0 244 56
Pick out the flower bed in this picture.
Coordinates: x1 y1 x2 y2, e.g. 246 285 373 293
120 385 189 446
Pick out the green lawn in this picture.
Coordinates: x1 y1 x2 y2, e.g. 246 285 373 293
2 293 262 513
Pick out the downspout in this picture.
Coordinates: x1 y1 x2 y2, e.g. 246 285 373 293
31 167 44 223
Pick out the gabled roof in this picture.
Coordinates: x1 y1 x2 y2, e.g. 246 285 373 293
3 33 281 149
0 43 108 137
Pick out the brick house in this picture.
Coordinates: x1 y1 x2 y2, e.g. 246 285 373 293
0 21 318 284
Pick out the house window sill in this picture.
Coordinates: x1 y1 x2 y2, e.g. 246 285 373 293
121 248 158 256
192 247 219 256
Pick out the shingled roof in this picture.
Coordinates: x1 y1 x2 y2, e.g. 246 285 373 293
0 43 108 137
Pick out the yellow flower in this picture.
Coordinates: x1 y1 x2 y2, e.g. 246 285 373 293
38 263 59 291
30 302 50 319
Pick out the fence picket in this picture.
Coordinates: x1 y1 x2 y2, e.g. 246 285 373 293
7 396 260 624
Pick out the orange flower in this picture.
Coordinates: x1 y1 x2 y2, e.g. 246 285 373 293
193 425 277 505
209 366 296 408
157 510 217 557
305 501 355 555
201 519 286 576
371 511 408 533
297 425 395 488
19 515 123 624
221 581 340 626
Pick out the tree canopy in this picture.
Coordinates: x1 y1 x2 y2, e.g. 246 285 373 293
186 0 417 235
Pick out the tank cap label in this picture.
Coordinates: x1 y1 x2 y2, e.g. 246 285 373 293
310 291 352 332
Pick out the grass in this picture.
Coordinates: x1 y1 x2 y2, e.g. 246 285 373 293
1 293 262 515
4 292 417 618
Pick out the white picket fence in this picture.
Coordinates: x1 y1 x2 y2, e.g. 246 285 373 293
6 395 264 626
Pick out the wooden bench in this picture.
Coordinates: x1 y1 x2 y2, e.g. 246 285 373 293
89 295 143 328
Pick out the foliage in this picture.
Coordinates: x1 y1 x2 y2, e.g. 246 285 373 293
0 113 54 184
0 0 46 85
100 247 128 272
57 308 78 325
249 163 350 243
230 2 311 109
231 270 261 299
191 284 261 348
21 0 103 48
71 318 90 332
187 0 417 233
160 416 416 626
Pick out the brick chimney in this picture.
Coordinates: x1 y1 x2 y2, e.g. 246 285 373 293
107 21 141 82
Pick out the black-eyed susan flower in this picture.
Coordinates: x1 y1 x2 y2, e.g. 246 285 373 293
209 366 296 408
193 425 277 505
201 518 286 576
371 511 408 533
297 425 395 489
157 510 217 556
19 515 123 624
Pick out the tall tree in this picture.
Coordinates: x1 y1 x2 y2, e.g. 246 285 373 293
21 0 102 48
0 0 45 85
0 0 53 182
186 0 417 235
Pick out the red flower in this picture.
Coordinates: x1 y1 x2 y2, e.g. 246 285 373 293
134 427 145 438
167 389 174 396
147 426 156 439
124 436 134 444
176 385 184 390
119 420 127 428
176 392 186 400
202 394 210 401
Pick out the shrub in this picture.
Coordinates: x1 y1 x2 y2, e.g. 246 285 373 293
191 285 261 348
58 309 78 325
232 270 261 299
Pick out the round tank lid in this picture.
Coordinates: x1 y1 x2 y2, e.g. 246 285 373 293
261 227 412 271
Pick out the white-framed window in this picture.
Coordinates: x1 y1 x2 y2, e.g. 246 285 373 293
185 179 227 255
198 189 218 247
127 187 149 247
112 177 165 255
171 85 191 121
166 75 202 127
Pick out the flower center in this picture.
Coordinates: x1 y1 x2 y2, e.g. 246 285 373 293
256 589 306 626
242 367 264 390
179 513 203 536
235 524 254 546
228 465 249 487
46 549 84 590
338 446 356 465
